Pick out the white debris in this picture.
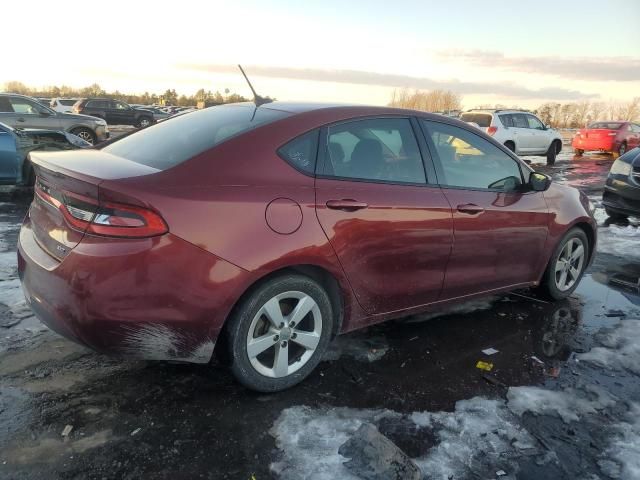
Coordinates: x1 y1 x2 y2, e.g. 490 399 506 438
496 470 507 477
482 348 499 356
130 428 141 436
61 425 73 437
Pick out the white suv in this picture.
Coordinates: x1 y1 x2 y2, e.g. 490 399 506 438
460 109 563 164
50 98 80 113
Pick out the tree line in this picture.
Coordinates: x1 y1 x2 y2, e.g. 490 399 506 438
389 88 640 128
2 81 248 107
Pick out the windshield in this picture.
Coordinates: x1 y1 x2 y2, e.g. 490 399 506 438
588 122 623 130
101 104 291 170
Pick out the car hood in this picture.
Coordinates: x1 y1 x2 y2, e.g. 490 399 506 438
60 112 104 123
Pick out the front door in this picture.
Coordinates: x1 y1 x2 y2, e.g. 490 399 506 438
315 117 453 316
525 114 552 152
420 119 550 299
7 96 61 130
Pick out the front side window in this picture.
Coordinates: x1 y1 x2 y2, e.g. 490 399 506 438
323 118 426 184
526 115 545 130
422 120 523 191
114 102 129 110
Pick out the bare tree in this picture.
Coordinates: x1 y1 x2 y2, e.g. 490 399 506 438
389 88 462 112
618 97 640 121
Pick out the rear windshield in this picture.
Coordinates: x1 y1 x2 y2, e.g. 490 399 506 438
102 104 291 170
460 113 492 127
588 122 623 130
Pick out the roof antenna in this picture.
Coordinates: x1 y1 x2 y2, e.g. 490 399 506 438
238 64 272 107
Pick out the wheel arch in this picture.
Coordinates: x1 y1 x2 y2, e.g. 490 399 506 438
214 263 346 364
572 221 596 264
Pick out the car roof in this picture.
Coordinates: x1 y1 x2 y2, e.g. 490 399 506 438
256 101 443 118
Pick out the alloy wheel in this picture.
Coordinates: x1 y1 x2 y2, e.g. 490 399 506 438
140 118 150 127
554 238 585 291
246 291 322 378
76 130 94 144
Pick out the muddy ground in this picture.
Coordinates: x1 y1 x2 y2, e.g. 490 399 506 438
1 149 639 479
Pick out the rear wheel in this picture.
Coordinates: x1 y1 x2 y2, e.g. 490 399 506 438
225 274 333 392
546 140 560 165
538 228 589 300
574 148 584 156
70 127 96 145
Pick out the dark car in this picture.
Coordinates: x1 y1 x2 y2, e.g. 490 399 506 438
602 147 640 219
73 99 155 127
18 102 596 392
0 121 90 185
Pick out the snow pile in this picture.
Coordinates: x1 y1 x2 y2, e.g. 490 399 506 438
507 384 616 423
270 406 397 480
599 403 640 480
578 320 640 375
592 206 640 260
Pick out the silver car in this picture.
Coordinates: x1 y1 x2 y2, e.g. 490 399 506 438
0 93 109 144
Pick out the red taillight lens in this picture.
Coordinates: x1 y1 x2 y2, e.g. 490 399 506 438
35 183 167 238
487 126 498 136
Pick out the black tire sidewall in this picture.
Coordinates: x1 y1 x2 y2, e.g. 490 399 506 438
226 274 333 392
543 228 589 300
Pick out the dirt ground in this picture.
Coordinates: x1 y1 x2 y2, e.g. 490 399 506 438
1 148 639 480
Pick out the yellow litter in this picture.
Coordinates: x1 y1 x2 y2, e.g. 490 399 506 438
476 361 494 371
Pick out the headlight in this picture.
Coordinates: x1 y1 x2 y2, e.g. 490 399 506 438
610 159 631 176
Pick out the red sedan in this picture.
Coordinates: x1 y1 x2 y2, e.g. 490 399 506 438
573 121 640 158
18 103 596 391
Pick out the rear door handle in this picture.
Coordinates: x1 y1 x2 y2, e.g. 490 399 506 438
457 203 484 214
326 199 369 211
16 118 25 122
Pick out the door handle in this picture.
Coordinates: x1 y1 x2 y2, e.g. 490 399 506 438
326 199 369 211
16 118 25 122
457 203 485 214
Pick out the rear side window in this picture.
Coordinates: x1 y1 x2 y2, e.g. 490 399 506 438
323 118 426 184
499 114 514 127
460 113 492 127
278 130 319 175
102 104 291 170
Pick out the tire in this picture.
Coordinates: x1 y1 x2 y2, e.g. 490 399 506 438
574 149 584 156
70 127 96 145
137 116 152 128
504 141 516 153
546 141 559 165
225 274 333 392
605 206 628 220
537 228 589 300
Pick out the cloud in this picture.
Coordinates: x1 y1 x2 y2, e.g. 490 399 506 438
436 49 640 82
179 63 597 101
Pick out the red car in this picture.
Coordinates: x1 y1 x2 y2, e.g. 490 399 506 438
573 121 640 158
18 103 597 391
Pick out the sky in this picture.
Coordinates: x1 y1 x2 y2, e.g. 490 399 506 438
3 0 639 108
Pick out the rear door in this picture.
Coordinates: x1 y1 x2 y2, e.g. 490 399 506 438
315 117 453 315
420 119 550 299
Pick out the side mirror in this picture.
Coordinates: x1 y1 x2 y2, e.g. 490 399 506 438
529 172 552 192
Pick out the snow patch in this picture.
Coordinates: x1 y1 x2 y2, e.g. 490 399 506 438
593 206 640 260
507 385 616 423
599 403 640 480
578 320 640 375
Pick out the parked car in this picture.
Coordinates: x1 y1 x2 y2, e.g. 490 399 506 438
602 147 640 219
460 109 563 164
18 103 596 392
50 98 80 113
0 121 90 185
72 99 155 127
0 94 109 145
141 106 170 122
572 121 640 158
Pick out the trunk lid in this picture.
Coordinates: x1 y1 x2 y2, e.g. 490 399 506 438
29 150 160 261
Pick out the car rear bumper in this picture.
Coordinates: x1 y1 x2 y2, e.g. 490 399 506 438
603 179 640 216
18 217 252 363
572 137 617 152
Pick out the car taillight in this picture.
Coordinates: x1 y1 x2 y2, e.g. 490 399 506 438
487 126 498 136
35 184 167 238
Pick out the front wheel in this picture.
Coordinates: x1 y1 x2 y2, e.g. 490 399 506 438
225 274 333 392
137 116 152 128
70 127 96 145
537 228 589 300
